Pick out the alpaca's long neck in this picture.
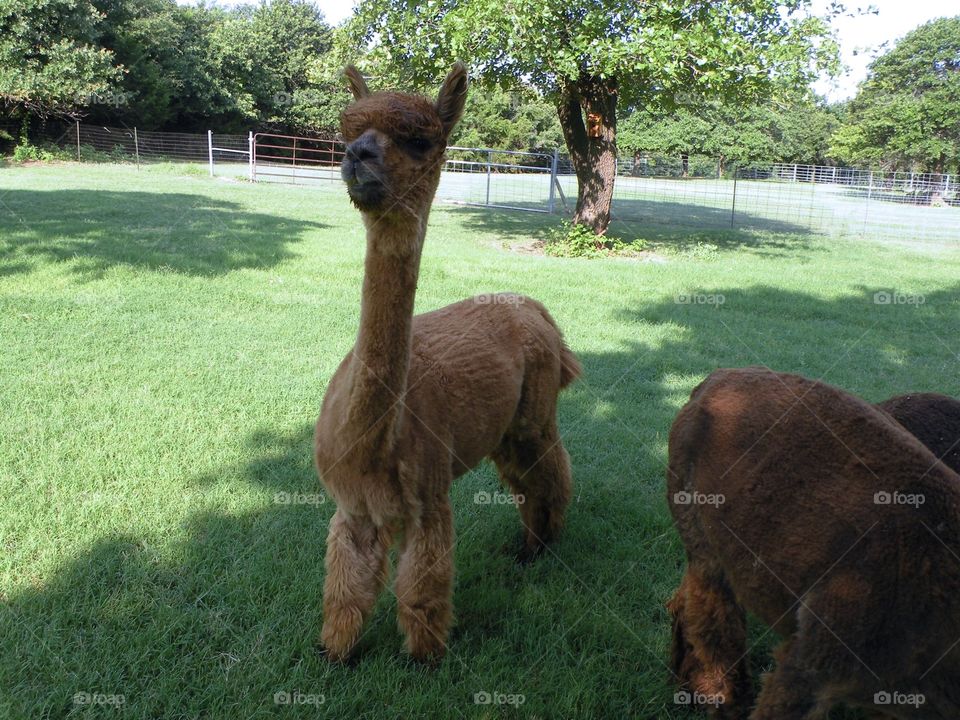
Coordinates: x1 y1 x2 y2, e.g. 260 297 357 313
344 216 427 450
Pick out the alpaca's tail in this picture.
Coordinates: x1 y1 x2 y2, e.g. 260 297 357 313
527 299 582 389
559 341 582 389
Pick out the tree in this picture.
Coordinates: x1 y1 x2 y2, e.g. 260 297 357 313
347 0 840 234
619 98 839 173
451 86 563 156
0 0 121 121
214 0 334 131
87 0 243 131
829 16 960 174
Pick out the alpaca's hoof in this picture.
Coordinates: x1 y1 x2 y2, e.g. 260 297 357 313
403 623 448 665
407 651 443 668
319 643 351 664
515 546 542 564
407 643 446 667
515 535 545 564
319 623 359 664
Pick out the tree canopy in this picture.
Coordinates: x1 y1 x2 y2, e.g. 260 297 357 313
0 0 121 118
6 0 955 188
620 99 840 173
347 0 842 233
829 16 960 174
1 0 340 133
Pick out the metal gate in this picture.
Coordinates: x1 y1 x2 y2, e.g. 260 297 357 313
252 132 344 184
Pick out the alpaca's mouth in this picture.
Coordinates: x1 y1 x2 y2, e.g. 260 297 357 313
345 178 387 210
342 159 387 210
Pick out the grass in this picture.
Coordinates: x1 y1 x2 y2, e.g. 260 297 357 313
1 161 959 719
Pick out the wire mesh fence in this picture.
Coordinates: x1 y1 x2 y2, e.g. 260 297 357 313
438 147 557 212
17 121 960 245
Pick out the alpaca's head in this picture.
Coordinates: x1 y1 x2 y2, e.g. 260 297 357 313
339 64 468 221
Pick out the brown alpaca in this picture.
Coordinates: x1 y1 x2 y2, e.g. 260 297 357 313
667 367 960 719
877 393 960 475
314 65 580 663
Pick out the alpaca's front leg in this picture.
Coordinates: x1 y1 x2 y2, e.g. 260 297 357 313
320 508 392 661
395 499 454 663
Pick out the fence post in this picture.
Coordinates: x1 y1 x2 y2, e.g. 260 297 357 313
547 149 559 213
730 167 738 228
248 131 255 182
946 175 952 196
76 120 81 162
864 170 874 235
208 130 214 177
133 127 140 170
485 150 492 206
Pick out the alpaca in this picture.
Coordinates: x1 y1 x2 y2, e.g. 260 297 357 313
877 393 960 474
666 367 960 719
314 64 581 663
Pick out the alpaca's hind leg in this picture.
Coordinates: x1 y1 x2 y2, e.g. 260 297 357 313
751 597 881 720
395 499 454 663
320 509 392 662
493 425 572 561
668 564 750 719
749 638 828 720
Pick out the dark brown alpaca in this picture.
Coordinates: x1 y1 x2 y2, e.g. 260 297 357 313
877 393 960 475
667 367 960 719
314 65 580 663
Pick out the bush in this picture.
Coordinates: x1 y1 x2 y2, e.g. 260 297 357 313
10 142 78 163
544 220 645 258
11 143 55 162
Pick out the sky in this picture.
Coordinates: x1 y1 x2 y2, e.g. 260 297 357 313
178 0 953 102
811 0 953 100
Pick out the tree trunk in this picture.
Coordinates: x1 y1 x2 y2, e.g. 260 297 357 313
681 153 689 178
556 75 618 235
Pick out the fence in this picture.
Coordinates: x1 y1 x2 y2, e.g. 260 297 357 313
20 121 960 245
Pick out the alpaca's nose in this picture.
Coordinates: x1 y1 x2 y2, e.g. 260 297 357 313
345 134 381 164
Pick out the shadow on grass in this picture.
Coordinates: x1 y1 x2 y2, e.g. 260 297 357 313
4 285 959 718
0 189 327 277
441 198 821 257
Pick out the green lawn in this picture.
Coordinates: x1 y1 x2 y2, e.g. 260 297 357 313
1 162 958 719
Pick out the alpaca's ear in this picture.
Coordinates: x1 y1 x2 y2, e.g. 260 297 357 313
344 65 370 100
436 62 468 134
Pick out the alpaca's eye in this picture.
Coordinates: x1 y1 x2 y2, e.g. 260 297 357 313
403 137 432 155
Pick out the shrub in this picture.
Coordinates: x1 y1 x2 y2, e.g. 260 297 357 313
544 220 645 258
10 142 79 163
12 143 55 162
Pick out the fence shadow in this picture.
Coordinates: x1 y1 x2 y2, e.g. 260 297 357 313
5 284 958 718
0 189 327 277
